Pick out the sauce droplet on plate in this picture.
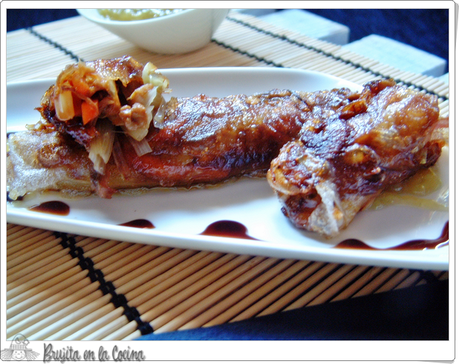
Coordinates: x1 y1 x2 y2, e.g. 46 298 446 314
119 219 155 229
200 220 257 240
335 221 449 250
28 201 70 216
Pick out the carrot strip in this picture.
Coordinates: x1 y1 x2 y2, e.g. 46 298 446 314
81 100 99 125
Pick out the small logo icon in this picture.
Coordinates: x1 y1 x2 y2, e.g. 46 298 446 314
1 334 39 361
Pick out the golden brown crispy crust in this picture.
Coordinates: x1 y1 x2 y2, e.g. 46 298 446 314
7 57 448 237
7 89 310 198
118 90 310 187
267 80 446 237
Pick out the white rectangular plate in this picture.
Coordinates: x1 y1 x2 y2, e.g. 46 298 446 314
6 67 449 270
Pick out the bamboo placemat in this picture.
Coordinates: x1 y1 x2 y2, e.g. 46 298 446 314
6 12 449 340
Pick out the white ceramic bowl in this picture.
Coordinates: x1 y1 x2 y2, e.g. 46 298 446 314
77 9 229 54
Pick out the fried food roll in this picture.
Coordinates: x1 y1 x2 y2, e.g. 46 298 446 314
7 57 448 237
267 80 448 237
7 56 309 199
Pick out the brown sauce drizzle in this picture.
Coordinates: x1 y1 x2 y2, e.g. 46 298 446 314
200 220 257 240
119 219 155 229
23 198 447 251
335 221 449 250
28 201 70 216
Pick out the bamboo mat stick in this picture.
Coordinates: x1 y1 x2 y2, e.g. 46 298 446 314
230 36 289 58
133 253 238 313
92 244 159 275
439 100 449 113
79 253 229 340
9 265 79 310
120 254 246 340
437 271 449 280
229 36 279 55
7 244 67 277
433 84 449 97
7 232 58 260
370 63 400 77
79 239 144 263
47 305 123 341
149 256 270 334
7 258 80 299
68 236 100 248
350 73 380 87
403 72 431 85
114 249 197 296
317 61 356 78
7 249 72 284
6 225 37 240
7 48 70 69
283 264 356 310
7 236 62 267
68 254 217 339
162 45 257 68
6 224 29 236
226 260 312 324
7 277 97 337
64 307 125 341
104 254 240 340
82 240 140 262
105 252 228 340
7 228 52 251
352 267 400 297
392 270 422 290
299 265 360 307
333 50 369 65
374 269 412 293
75 237 110 250
106 247 182 287
76 238 119 253
416 277 427 286
212 26 259 46
36 295 119 340
7 271 91 324
28 296 114 341
161 45 235 68
65 34 130 53
256 262 334 317
289 50 344 70
7 49 72 80
329 266 382 302
162 257 283 333
21 291 112 340
91 244 156 275
180 259 296 330
198 56 260 68
102 246 172 284
419 77 445 90
285 49 326 67
36 19 120 45
101 317 137 341
160 45 259 68
308 59 355 75
124 251 217 305
84 314 130 341
325 64 367 80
